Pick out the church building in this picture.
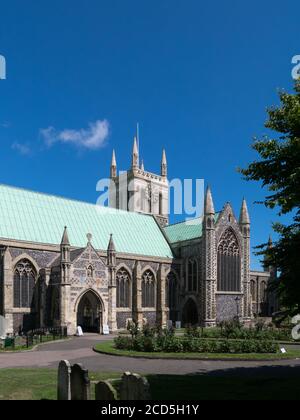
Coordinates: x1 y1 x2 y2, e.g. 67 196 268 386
0 138 276 335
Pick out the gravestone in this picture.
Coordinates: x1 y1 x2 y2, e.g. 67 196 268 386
103 325 110 335
71 364 91 400
95 380 118 401
0 316 7 338
57 360 72 400
120 372 151 401
76 326 83 337
167 320 173 329
175 321 182 329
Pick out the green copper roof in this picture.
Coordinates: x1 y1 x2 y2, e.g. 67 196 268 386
164 213 220 244
0 184 173 259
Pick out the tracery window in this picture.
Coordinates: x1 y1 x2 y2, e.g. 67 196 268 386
166 272 177 309
187 259 198 292
250 279 256 302
142 270 155 308
13 259 36 308
217 229 241 292
260 281 267 302
116 268 131 308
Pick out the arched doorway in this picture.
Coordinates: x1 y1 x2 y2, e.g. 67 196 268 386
182 298 199 326
77 291 103 333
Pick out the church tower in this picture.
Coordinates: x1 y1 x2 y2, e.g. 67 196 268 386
109 133 169 227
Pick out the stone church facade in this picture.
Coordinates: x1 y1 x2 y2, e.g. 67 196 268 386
0 138 276 335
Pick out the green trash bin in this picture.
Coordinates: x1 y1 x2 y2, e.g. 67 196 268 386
4 337 14 349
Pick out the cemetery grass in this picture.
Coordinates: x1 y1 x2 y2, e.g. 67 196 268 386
94 341 300 360
0 369 121 400
0 369 300 400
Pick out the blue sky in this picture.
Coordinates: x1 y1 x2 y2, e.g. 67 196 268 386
0 0 299 269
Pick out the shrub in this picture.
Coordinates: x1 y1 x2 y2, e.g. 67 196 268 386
114 336 134 350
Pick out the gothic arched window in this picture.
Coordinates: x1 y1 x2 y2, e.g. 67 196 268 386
166 272 177 309
250 279 256 302
13 259 36 308
217 229 241 292
260 281 267 302
142 270 155 308
116 268 131 308
187 259 198 292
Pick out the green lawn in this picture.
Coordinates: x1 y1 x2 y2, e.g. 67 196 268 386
0 369 121 400
0 368 300 400
94 340 300 360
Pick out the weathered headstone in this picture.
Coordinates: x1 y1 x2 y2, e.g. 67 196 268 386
103 324 110 335
167 320 173 329
0 316 7 338
71 364 91 400
95 380 118 401
76 326 83 337
120 372 151 401
57 360 72 400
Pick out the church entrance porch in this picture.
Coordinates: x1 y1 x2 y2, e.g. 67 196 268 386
76 291 103 334
182 298 199 327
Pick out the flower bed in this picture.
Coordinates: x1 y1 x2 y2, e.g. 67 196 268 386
115 326 279 354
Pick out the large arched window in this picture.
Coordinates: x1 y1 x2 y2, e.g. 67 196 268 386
260 281 267 302
187 259 198 292
250 279 256 302
142 270 155 308
217 229 241 292
116 268 131 308
13 259 36 308
166 272 177 309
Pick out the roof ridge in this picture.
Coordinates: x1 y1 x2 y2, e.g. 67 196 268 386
166 211 222 229
0 183 154 220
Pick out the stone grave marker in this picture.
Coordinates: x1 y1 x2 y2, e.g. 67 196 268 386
95 380 118 401
120 372 151 401
57 360 72 400
71 363 91 400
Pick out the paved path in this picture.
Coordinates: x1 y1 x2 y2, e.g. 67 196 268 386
1 335 300 377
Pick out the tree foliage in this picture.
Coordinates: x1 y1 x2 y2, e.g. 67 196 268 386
240 80 300 313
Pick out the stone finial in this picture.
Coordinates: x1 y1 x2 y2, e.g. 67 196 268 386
87 233 92 245
239 198 250 225
204 186 215 215
140 159 145 171
132 136 139 169
61 226 70 247
107 234 116 252
110 150 117 178
161 149 167 178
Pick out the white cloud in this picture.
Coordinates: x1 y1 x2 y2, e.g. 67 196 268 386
40 119 110 150
11 142 31 156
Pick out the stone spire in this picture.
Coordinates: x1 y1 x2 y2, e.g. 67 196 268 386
110 149 117 178
204 186 215 215
61 226 70 247
108 234 116 252
161 149 167 178
239 198 250 225
60 226 70 266
268 235 273 248
132 136 139 169
107 234 116 267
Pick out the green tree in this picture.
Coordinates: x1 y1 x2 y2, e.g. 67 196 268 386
240 80 300 315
